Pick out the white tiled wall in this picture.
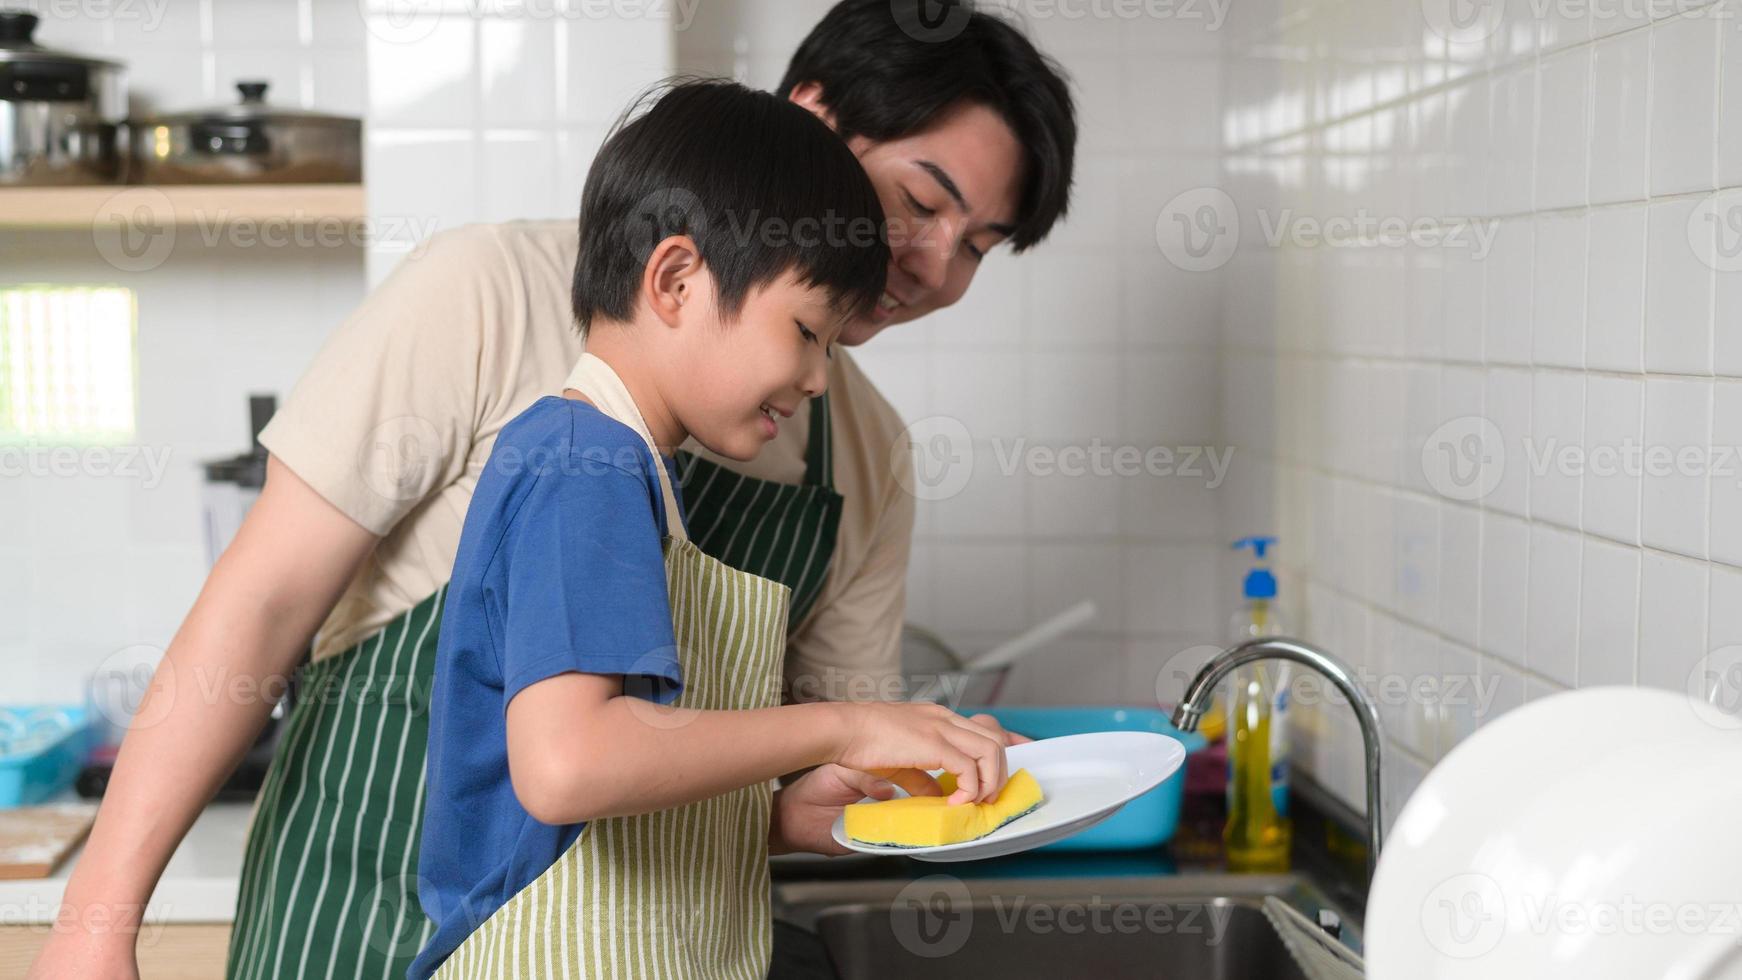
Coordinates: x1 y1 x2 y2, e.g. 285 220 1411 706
1218 0 1742 826
362 0 676 282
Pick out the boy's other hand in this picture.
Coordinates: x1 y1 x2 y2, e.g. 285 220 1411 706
769 764 895 856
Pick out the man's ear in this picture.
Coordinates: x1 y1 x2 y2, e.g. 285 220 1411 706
641 235 705 329
786 81 838 132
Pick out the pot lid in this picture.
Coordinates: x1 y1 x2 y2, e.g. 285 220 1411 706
0 12 123 69
136 81 361 128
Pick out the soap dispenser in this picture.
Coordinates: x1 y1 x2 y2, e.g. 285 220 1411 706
1225 536 1292 871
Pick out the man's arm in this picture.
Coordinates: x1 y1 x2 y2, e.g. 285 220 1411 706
29 459 378 979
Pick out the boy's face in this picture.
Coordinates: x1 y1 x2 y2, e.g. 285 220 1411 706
790 88 1026 348
672 269 843 462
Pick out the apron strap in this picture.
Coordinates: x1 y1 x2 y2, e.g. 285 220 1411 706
561 353 688 542
802 392 834 491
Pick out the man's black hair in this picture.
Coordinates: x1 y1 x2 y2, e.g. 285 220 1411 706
573 79 890 335
778 0 1076 252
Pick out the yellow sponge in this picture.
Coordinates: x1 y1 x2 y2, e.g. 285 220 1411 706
844 768 1044 847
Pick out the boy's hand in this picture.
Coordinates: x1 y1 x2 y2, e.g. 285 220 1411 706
832 702 1010 806
769 764 896 855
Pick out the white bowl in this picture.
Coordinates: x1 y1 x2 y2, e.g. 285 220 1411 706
1367 687 1742 980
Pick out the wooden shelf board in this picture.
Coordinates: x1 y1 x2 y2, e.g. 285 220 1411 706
0 184 366 230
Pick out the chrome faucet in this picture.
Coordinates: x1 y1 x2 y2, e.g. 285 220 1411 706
1169 637 1385 881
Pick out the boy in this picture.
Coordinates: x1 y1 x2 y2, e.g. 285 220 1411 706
409 80 1013 979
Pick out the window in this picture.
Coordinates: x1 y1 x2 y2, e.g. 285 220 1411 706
0 286 137 445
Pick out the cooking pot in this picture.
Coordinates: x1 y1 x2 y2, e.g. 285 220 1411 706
0 12 127 185
130 80 361 184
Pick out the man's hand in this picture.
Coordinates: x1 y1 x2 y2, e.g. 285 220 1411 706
768 764 897 856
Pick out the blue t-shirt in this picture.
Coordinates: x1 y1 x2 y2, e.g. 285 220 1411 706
409 395 687 980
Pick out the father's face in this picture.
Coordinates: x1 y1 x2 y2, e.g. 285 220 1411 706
790 86 1025 347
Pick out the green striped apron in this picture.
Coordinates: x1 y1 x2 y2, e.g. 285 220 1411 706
431 352 787 978
227 378 840 980
435 542 786 979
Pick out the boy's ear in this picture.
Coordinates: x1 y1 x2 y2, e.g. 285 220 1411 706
786 81 838 132
642 235 705 329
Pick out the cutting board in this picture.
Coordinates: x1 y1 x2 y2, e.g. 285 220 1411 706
0 803 98 879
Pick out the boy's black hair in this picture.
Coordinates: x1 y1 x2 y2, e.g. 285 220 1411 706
778 0 1076 253
573 79 890 335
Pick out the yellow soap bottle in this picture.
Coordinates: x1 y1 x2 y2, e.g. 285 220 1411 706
1225 537 1291 872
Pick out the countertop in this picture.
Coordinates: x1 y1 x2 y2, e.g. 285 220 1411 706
0 797 255 925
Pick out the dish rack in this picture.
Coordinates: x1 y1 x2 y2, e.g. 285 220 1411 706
0 705 95 808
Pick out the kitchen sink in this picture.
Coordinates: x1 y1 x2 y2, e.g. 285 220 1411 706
773 873 1360 980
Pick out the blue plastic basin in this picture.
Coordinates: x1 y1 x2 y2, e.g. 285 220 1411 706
958 705 1206 852
0 705 95 808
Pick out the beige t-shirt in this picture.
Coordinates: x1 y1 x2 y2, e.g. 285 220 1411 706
260 220 913 698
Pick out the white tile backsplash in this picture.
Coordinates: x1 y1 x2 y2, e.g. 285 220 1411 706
1588 29 1652 206
1229 0 1742 820
1585 204 1648 372
1637 550 1710 693
1579 537 1641 684
1647 12 1720 197
1640 378 1713 557
1534 48 1590 213
1644 197 1716 376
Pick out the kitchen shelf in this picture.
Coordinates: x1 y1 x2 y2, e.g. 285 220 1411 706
0 184 366 230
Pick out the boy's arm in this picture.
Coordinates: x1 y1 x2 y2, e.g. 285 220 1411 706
504 673 1011 825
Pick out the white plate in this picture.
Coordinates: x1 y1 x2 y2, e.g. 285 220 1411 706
829 731 1187 862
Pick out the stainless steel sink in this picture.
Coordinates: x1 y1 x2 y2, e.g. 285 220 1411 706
773 873 1359 980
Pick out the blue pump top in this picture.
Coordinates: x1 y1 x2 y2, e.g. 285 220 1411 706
1233 536 1278 600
